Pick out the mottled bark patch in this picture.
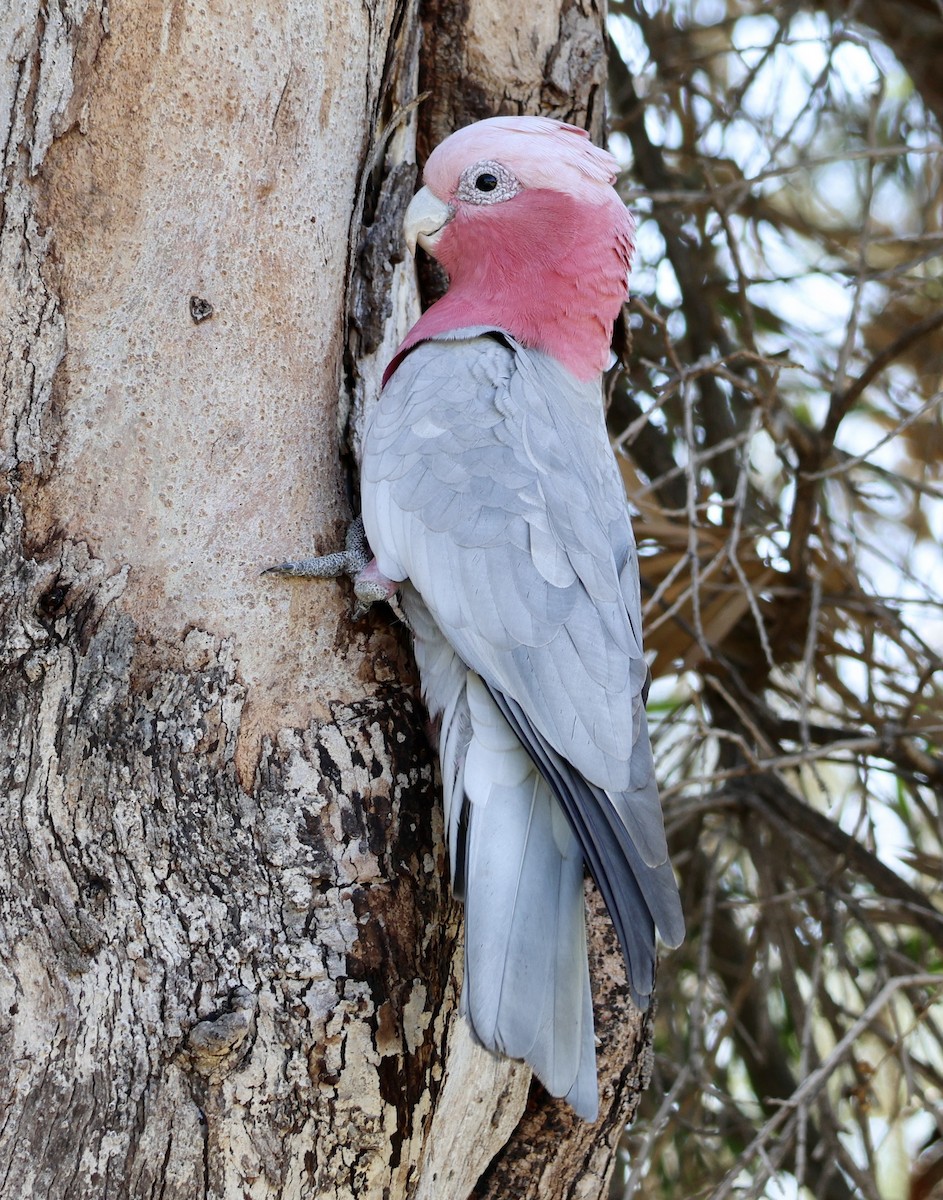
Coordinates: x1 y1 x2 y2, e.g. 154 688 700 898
0 533 456 1197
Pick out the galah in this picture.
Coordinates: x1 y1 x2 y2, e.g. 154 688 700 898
274 115 683 1120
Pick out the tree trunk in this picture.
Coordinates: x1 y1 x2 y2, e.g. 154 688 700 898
0 1 651 1196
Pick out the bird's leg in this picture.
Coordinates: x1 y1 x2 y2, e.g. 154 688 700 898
264 516 399 618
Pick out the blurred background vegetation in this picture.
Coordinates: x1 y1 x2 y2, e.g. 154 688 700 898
602 3 943 1197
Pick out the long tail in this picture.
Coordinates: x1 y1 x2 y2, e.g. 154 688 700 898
461 675 598 1119
403 587 680 1117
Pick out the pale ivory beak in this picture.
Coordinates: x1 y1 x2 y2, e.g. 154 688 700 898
404 186 453 255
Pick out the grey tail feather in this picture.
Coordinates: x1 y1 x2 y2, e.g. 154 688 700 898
460 960 599 1121
488 686 682 1008
457 766 599 1117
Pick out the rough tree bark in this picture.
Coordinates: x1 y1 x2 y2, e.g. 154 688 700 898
0 1 653 1196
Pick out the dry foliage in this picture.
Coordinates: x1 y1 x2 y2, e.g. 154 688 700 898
603 4 943 1198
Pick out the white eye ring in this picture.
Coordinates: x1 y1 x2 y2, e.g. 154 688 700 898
455 160 521 205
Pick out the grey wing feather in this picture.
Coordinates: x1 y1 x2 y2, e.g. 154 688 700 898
365 334 664 792
401 585 471 893
489 686 684 1007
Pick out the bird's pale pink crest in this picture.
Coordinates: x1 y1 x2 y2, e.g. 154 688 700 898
388 116 635 382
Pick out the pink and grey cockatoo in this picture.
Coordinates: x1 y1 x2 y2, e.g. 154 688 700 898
274 115 683 1120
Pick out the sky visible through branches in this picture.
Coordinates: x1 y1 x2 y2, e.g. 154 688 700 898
603 4 943 1197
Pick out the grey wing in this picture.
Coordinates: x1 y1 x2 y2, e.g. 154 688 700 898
362 330 683 963
364 334 644 777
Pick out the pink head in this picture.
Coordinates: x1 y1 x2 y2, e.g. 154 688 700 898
389 116 635 382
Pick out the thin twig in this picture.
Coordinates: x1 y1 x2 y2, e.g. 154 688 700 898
707 975 943 1200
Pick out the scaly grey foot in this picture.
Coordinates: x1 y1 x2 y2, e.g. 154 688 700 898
264 516 398 618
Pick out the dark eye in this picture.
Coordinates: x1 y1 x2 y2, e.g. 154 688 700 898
457 161 519 205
